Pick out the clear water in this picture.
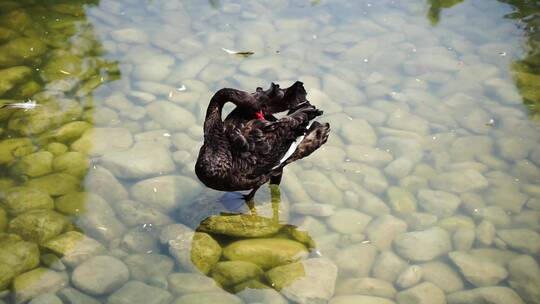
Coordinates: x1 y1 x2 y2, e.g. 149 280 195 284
0 0 539 303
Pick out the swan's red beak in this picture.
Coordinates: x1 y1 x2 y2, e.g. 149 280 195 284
255 110 265 120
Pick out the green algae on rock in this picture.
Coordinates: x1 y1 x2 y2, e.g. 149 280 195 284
0 234 40 278
198 214 282 238
0 66 32 96
387 187 417 214
223 238 309 270
38 121 92 144
52 151 89 178
42 231 105 267
0 263 15 290
232 279 271 293
265 262 305 291
13 267 68 304
8 210 69 244
0 37 47 67
1 186 54 216
25 173 80 196
45 142 68 156
0 207 6 232
10 151 54 177
0 138 34 165
191 232 222 274
211 261 264 288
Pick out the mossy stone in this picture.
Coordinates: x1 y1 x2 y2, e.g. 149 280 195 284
13 267 68 303
0 234 40 275
211 261 264 287
25 173 80 196
42 231 105 267
223 238 309 270
0 138 34 165
388 187 417 214
437 215 475 232
0 262 15 290
0 207 6 232
0 9 32 32
1 186 54 216
198 214 282 238
0 178 15 190
265 261 305 291
45 142 68 156
40 51 92 82
9 80 41 99
11 151 54 177
232 279 270 293
0 66 32 96
55 192 91 215
191 232 222 274
0 27 18 42
0 37 47 67
9 210 69 244
38 121 92 144
52 151 88 178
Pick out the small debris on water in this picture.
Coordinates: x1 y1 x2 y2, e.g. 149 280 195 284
221 47 255 57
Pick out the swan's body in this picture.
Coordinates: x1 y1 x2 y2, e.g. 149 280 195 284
195 82 330 200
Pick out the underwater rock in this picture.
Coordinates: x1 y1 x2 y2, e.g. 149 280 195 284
327 208 372 234
72 255 129 296
420 261 464 293
452 228 475 251
0 234 40 278
146 101 196 132
84 166 129 203
13 268 68 304
383 157 413 179
334 243 378 277
0 37 47 67
508 255 540 304
44 142 68 156
264 262 304 291
40 51 93 82
417 189 461 217
114 199 173 227
125 254 174 282
335 277 396 298
223 238 308 270
11 151 53 177
57 287 100 304
430 169 488 193
107 281 173 304
167 272 220 295
387 187 417 214
169 232 221 274
0 66 32 96
447 286 524 304
120 229 159 254
42 231 105 267
372 251 407 283
448 251 508 287
365 214 407 250
71 127 133 157
396 282 445 304
25 173 80 196
0 263 14 291
329 295 396 304
236 286 288 304
130 175 201 211
9 210 69 244
0 207 6 232
340 119 377 145
393 227 451 262
1 187 54 216
174 291 243 304
110 28 149 44
27 293 63 304
52 151 89 178
211 261 263 287
198 214 281 238
476 220 495 246
396 265 422 289
39 121 92 144
0 138 34 165
290 203 335 217
100 142 175 179
497 229 540 254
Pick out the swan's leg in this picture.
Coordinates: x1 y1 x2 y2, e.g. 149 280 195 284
270 184 281 224
269 169 283 185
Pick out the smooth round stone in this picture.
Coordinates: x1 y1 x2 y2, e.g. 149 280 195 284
384 157 413 179
365 214 408 250
497 229 540 254
1 187 54 216
447 287 524 304
28 293 63 304
158 223 193 244
72 256 129 295
146 101 195 131
211 261 263 287
340 119 377 145
327 208 372 234
448 251 508 287
417 189 461 217
396 265 422 289
396 282 445 304
107 281 173 304
42 231 105 267
130 175 201 211
393 227 451 262
508 255 540 303
372 251 407 283
121 229 159 254
125 254 174 281
452 228 475 251
429 169 488 193
167 272 220 295
84 166 129 203
237 287 288 304
420 261 464 293
329 295 396 304
114 200 173 227
291 203 336 217
387 187 417 214
58 287 100 304
334 243 378 276
110 28 149 43
13 268 68 304
8 210 68 244
174 292 244 304
335 277 396 298
476 220 495 246
345 145 393 167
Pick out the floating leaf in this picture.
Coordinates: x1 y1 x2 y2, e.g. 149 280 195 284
221 47 255 57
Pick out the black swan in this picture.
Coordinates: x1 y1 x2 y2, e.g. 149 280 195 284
195 81 330 201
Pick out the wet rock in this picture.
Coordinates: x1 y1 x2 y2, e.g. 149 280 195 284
146 101 196 131
497 229 540 254
237 287 288 304
448 251 507 287
0 208 6 232
44 143 68 156
0 234 40 278
40 51 93 82
0 263 14 291
372 251 407 282
387 187 417 214
223 238 308 270
159 223 193 245
508 255 540 304
0 66 32 95
167 272 220 295
9 210 68 244
394 227 451 262
84 166 129 203
351 187 390 216
474 206 510 227
327 208 372 234
71 127 133 157
38 121 92 144
417 189 461 217
11 151 53 177
42 231 105 267
266 258 337 304
28 293 63 304
452 228 475 251
52 151 88 178
430 169 488 193
396 265 422 289
72 255 129 295
396 282 445 304
291 203 335 217
365 215 407 250
130 175 201 211
1 187 53 216
169 232 221 274
120 229 159 254
401 212 438 230
57 287 100 304
111 28 149 43
25 173 80 196
335 277 396 298
0 138 34 165
345 145 393 167
100 142 175 179
476 220 495 246
340 119 377 145
174 292 243 304
297 170 344 205
114 200 173 227
125 254 174 282
421 261 463 293
13 268 68 304
329 295 396 304
334 243 378 276
447 287 524 304
211 261 263 287
497 137 535 161
485 187 527 213
107 281 173 304
198 214 281 238
384 157 413 179
379 137 423 164
0 38 47 67
437 215 475 232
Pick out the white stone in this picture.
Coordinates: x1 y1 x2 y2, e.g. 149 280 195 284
130 175 201 212
384 157 413 179
396 265 422 289
291 203 335 217
349 187 390 216
497 229 540 254
100 142 175 179
508 255 540 304
396 282 445 304
430 169 488 193
297 170 343 205
394 227 451 262
110 28 149 44
372 251 407 283
72 256 129 295
417 189 461 217
421 262 464 293
387 112 429 135
329 295 396 304
476 220 495 246
346 145 393 167
447 287 524 304
335 278 396 298
334 243 378 277
280 258 337 304
448 251 508 287
327 208 372 234
452 228 475 251
309 88 342 114
71 128 133 157
364 215 407 250
84 166 129 203
146 101 196 131
340 119 377 146
379 137 423 164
